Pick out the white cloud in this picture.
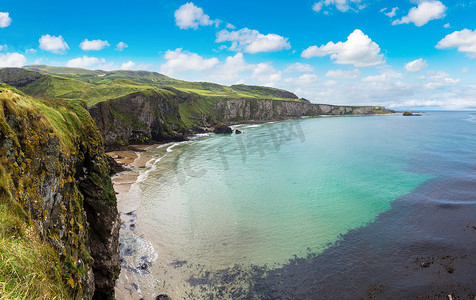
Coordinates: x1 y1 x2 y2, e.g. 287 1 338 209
277 68 474 110
39 34 69 54
120 61 136 70
325 69 361 79
96 62 118 71
301 29 384 67
362 69 402 82
362 74 390 82
0 52 27 67
284 74 319 85
389 97 476 110
0 12 11 28
160 48 219 76
423 70 460 89
284 62 314 73
80 39 110 51
313 2 325 12
461 67 469 73
324 80 338 86
66 56 105 68
444 23 450 28
436 29 476 57
0 45 6 51
404 58 428 73
226 23 235 29
381 7 398 18
25 48 37 54
174 2 215 29
392 1 446 27
312 0 365 13
116 42 128 51
216 28 291 54
210 53 252 82
251 63 282 86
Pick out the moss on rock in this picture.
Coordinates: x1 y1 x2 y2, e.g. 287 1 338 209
0 84 119 299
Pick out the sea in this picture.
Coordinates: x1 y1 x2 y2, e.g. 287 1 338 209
117 112 476 299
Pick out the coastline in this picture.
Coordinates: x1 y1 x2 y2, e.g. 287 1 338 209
108 112 476 299
109 115 397 299
109 143 178 300
104 113 395 153
110 141 193 300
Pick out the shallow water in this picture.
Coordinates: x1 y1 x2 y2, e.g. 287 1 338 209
117 112 476 299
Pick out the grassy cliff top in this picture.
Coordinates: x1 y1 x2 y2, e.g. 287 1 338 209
12 65 303 106
0 83 96 151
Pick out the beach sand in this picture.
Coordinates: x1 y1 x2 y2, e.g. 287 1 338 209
109 145 161 300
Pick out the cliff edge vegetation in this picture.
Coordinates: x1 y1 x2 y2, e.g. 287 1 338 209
0 84 120 299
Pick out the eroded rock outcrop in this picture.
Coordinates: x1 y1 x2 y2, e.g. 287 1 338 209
214 124 233 134
88 90 186 151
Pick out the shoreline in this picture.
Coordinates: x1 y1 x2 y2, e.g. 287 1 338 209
109 144 164 300
104 113 395 152
109 115 393 299
108 112 476 299
110 141 194 300
109 115 399 299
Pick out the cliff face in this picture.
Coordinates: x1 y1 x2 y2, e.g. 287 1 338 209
88 93 390 149
215 99 387 122
88 90 186 151
0 86 120 299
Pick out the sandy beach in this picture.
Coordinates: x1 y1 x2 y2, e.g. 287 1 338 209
109 145 162 300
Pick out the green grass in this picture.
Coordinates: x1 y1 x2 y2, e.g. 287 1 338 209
18 65 305 105
0 83 94 152
178 97 217 127
0 162 66 300
0 84 102 298
371 109 391 114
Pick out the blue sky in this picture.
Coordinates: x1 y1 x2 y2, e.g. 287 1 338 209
1 0 476 109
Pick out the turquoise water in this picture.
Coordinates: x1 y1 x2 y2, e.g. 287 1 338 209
136 115 434 268
118 112 476 298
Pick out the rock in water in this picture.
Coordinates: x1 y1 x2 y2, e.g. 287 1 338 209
107 155 129 175
214 124 233 134
403 111 421 116
235 129 242 134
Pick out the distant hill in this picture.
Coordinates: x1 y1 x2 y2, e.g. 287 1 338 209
20 65 302 105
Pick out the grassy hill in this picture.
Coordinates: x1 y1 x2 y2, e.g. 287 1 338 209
20 65 303 106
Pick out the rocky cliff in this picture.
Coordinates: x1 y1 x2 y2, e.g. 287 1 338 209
87 93 390 149
0 85 120 299
214 99 387 122
88 89 187 151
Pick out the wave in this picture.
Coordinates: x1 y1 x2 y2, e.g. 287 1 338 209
194 133 210 137
135 142 183 184
166 143 179 152
464 114 476 123
156 142 174 149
